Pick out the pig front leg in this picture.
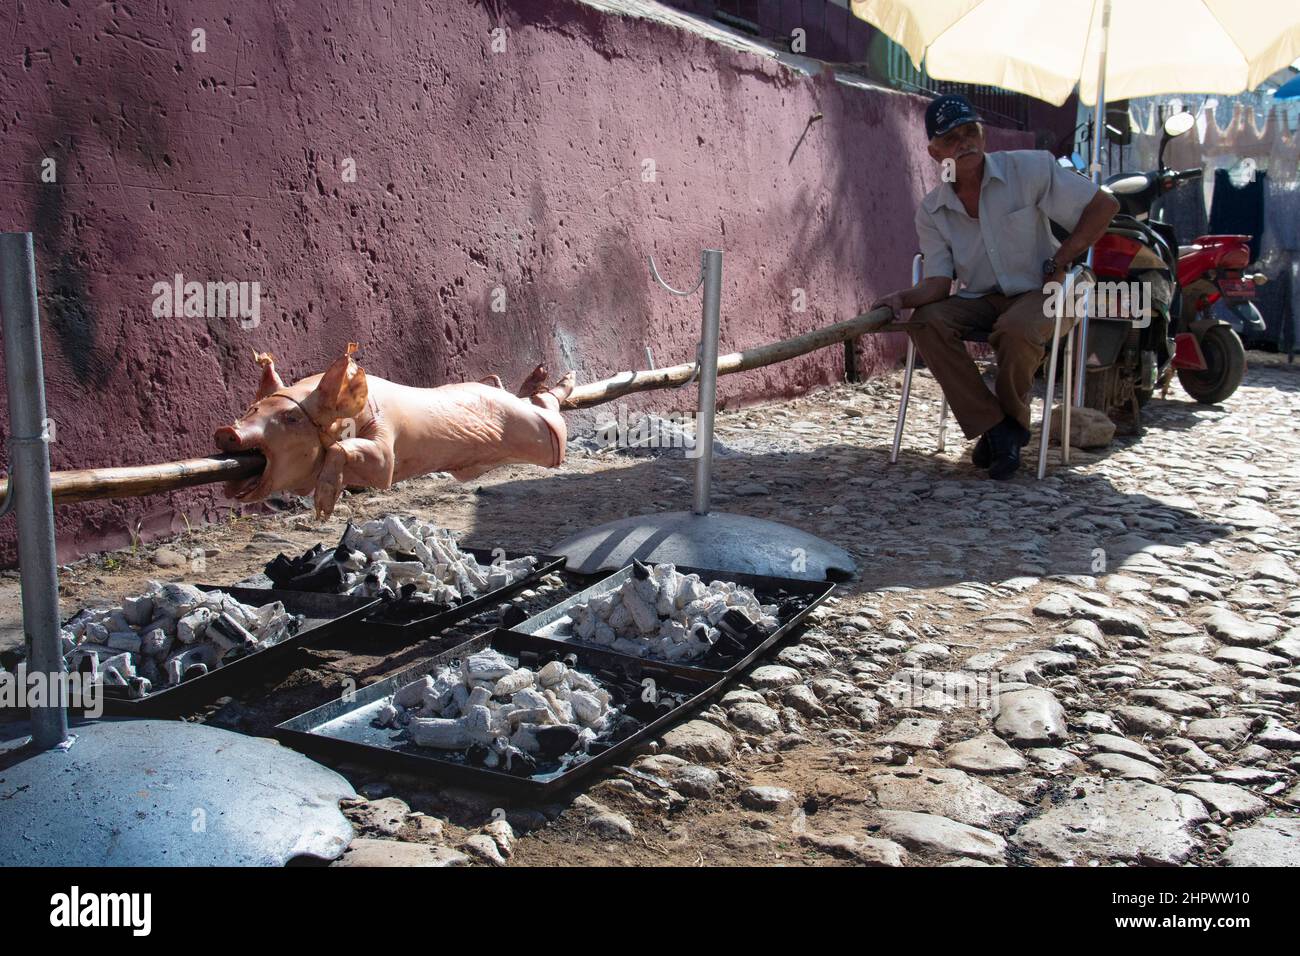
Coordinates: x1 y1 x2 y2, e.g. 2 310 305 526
313 437 395 520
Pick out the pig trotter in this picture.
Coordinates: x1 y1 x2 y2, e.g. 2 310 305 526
532 371 576 412
516 364 549 398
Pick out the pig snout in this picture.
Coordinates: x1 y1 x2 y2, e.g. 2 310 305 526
214 425 250 451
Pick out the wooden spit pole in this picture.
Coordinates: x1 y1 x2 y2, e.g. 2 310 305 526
1 307 897 506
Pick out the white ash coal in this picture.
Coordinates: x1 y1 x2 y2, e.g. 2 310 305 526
265 515 537 610
374 648 615 777
561 560 780 663
61 582 301 699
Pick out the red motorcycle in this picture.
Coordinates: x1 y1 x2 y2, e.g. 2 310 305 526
1077 112 1264 424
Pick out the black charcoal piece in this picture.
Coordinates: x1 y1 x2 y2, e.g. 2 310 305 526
263 553 299 587
777 597 805 619
286 559 344 594
266 543 336 590
209 612 256 649
718 607 760 640
391 549 418 563
534 724 581 758
500 604 529 628
503 751 538 777
631 558 652 580
517 650 539 669
625 698 658 721
704 632 748 661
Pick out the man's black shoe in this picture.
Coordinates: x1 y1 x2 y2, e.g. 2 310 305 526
985 419 1022 480
974 416 1025 469
989 442 1021 480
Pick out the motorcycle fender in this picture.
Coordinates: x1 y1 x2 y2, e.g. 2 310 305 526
1187 315 1229 335
1172 332 1207 371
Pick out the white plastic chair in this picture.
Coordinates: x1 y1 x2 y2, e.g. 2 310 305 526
890 253 1078 479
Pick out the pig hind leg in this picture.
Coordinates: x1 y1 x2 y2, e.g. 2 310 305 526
528 371 575 412
516 364 549 398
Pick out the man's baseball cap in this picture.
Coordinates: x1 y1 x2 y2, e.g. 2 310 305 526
925 94 982 140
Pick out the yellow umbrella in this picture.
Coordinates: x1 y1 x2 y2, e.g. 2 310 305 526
851 0 1300 107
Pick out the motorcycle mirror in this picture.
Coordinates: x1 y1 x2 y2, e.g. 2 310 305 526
1105 107 1132 145
1158 111 1195 169
1163 111 1195 138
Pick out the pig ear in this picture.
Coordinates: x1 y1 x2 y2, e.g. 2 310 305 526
312 342 368 422
253 349 286 400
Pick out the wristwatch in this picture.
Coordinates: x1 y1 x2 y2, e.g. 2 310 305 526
1042 256 1059 278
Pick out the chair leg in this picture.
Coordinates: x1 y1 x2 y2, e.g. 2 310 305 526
891 339 915 465
1036 310 1064 480
1062 325 1074 466
937 395 949 453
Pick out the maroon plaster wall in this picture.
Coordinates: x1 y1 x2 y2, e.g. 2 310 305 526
0 0 1029 564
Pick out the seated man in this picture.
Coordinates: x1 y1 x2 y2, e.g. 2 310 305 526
872 94 1119 479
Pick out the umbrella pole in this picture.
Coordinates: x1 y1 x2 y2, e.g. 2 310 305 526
1075 0 1110 406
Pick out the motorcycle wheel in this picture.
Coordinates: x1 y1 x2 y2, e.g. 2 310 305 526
1177 325 1246 405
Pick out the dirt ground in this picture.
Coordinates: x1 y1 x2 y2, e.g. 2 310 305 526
2 352 1298 867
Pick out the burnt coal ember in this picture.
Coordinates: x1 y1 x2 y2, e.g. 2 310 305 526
61 583 301 700
372 647 692 778
556 563 785 664
262 515 539 615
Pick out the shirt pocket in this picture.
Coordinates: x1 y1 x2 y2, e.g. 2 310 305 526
1001 203 1050 284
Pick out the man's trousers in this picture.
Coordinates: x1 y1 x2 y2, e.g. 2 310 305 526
906 288 1075 440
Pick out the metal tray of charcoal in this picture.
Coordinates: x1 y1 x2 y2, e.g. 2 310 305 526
359 548 567 643
505 562 835 681
87 586 381 717
243 547 564 647
274 628 725 797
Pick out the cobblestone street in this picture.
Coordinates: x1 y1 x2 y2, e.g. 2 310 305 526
12 356 1299 867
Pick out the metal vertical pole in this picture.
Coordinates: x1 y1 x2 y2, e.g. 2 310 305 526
1075 0 1110 406
693 249 722 516
0 232 67 749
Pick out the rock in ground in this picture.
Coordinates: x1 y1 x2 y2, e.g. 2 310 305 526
1012 779 1208 865
660 720 735 763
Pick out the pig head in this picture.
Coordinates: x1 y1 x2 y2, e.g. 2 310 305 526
214 344 574 519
